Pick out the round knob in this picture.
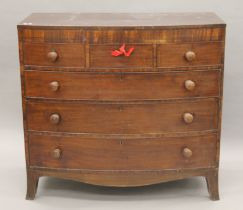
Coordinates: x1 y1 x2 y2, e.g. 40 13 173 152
184 80 196 91
52 148 62 159
47 51 58 62
183 113 194 124
49 81 60 92
182 147 193 158
185 51 196 62
49 113 61 125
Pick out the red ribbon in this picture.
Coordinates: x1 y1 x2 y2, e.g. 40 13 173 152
111 44 134 57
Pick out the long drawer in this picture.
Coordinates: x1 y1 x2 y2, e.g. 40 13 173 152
25 70 220 100
28 133 217 170
26 99 218 134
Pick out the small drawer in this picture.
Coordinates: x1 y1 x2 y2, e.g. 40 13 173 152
89 44 153 68
23 43 85 68
24 70 220 100
26 99 218 134
29 133 217 170
157 42 223 68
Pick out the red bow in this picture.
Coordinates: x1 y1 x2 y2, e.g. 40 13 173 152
111 44 134 57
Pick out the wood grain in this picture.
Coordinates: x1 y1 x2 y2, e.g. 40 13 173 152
87 28 225 44
157 42 223 68
26 99 218 134
28 167 218 190
22 29 84 43
25 70 220 100
18 13 225 28
28 133 217 170
18 12 225 200
23 43 85 67
89 44 153 68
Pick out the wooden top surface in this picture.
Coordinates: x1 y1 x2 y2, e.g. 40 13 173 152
18 12 225 28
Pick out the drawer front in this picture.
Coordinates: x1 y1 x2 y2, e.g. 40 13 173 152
27 99 218 134
25 70 220 100
89 44 153 68
23 43 85 67
29 133 217 170
22 29 84 43
87 28 225 44
157 42 222 68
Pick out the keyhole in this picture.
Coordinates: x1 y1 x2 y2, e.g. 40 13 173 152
120 73 124 81
119 105 123 112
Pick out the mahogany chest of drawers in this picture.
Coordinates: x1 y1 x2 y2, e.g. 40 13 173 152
17 13 226 200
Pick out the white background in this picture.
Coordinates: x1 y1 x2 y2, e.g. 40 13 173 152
0 0 243 209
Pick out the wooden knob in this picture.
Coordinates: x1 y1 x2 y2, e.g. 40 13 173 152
183 113 194 124
52 148 62 159
49 81 60 92
185 51 196 62
47 51 58 62
184 80 196 91
182 147 193 158
49 113 61 124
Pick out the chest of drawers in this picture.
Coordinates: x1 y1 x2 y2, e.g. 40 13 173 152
17 13 226 200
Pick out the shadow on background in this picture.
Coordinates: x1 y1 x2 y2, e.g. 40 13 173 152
38 176 206 201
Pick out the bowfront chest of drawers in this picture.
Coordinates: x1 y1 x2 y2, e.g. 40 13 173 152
18 13 226 200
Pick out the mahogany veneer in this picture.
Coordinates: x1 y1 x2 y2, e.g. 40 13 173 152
17 12 226 200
